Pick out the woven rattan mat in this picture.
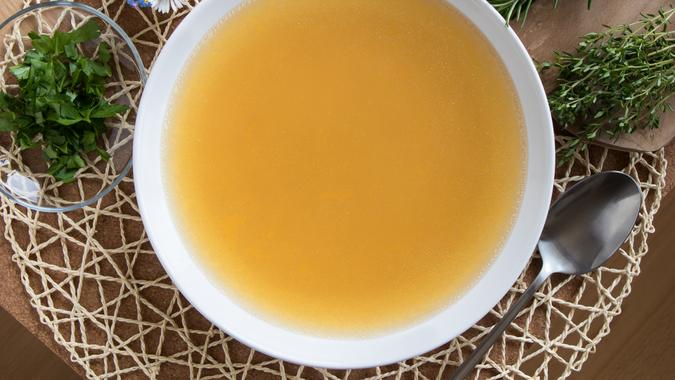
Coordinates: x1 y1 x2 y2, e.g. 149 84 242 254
0 1 671 379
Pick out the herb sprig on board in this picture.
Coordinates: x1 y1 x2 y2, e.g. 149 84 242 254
488 0 592 24
0 20 128 182
542 8 675 163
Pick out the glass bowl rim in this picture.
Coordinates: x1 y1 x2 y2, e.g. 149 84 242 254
0 0 147 213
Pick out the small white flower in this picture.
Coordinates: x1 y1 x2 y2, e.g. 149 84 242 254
152 0 188 14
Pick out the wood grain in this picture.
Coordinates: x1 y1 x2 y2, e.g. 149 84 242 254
0 308 80 380
0 1 19 19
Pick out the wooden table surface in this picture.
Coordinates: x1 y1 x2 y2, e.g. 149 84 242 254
0 0 673 379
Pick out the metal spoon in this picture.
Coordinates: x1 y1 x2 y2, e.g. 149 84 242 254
451 171 642 380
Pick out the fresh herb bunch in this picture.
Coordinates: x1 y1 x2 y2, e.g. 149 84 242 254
542 8 675 163
0 20 128 182
488 0 592 24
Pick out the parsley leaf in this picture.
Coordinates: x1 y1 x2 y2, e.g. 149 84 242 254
0 20 128 182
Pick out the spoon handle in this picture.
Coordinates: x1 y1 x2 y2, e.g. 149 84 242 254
450 267 552 380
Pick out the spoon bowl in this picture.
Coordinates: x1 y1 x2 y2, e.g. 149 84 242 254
539 171 642 275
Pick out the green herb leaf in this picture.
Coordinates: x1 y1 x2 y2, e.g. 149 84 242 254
10 65 30 80
0 112 17 132
488 0 592 24
0 20 127 181
69 21 101 45
98 42 111 64
545 8 675 164
91 102 127 118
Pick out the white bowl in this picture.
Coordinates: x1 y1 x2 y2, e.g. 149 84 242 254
134 0 554 369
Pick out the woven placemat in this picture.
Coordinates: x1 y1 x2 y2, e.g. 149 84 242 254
0 1 668 379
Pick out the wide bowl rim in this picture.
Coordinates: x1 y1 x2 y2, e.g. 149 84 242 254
134 0 555 369
0 1 146 213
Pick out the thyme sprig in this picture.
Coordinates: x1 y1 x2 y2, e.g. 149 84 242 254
488 0 592 24
542 8 675 163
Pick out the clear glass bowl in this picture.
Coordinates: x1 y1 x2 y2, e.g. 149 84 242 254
0 1 146 212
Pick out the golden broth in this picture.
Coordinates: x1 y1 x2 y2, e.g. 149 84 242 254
166 0 525 335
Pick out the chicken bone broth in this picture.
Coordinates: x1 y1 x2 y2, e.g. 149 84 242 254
165 0 525 336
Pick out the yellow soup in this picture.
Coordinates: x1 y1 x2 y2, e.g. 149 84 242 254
166 0 525 336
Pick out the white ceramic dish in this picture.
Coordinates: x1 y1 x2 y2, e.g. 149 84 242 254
134 0 555 369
